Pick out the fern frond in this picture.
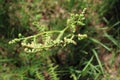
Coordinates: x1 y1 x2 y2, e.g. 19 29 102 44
48 64 59 80
36 71 45 80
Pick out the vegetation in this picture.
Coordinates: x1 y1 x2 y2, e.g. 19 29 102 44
0 0 120 80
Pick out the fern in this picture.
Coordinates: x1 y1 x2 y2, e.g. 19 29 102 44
48 63 59 80
36 71 45 80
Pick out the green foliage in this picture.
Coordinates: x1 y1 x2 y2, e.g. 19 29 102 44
35 71 45 80
1 0 120 80
48 64 59 80
9 8 87 53
7 8 88 80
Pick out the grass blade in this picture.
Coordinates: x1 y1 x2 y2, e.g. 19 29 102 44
90 38 111 51
104 33 120 48
92 49 104 74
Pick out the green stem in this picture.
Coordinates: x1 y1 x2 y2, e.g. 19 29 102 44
56 26 69 41
19 30 61 40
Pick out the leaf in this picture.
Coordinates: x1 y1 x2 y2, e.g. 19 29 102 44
104 33 120 48
90 38 111 51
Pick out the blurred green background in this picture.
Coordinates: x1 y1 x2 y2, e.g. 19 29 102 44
0 0 120 80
